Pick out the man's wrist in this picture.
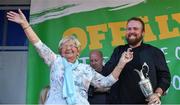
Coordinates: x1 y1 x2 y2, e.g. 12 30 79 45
155 92 161 97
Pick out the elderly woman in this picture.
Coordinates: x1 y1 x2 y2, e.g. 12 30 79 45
7 9 133 105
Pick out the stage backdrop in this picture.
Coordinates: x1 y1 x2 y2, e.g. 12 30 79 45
27 0 180 104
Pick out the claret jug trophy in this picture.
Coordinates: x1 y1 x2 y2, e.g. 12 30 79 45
134 62 153 98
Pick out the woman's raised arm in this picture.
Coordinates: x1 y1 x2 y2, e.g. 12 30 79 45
7 9 57 66
7 9 40 44
111 48 133 80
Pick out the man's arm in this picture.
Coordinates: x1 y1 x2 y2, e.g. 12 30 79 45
154 49 171 95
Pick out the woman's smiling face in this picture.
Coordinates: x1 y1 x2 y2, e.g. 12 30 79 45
60 40 79 63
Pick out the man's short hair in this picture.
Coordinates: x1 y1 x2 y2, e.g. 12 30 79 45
127 17 145 32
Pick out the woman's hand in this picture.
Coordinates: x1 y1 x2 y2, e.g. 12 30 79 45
7 9 40 44
112 48 133 80
7 9 27 25
118 48 133 67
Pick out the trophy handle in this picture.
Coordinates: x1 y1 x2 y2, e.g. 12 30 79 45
142 62 149 78
134 62 150 80
134 69 145 80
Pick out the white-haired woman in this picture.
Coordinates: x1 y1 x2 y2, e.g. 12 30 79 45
7 9 133 105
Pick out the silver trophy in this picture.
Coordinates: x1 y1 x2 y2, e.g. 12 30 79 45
134 62 153 98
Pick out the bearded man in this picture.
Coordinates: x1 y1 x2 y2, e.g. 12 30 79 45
103 17 171 104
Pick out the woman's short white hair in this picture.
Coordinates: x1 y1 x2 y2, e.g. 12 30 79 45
58 35 81 52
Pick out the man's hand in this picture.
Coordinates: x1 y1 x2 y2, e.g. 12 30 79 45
147 93 161 105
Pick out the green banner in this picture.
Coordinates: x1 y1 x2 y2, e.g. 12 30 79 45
27 0 180 104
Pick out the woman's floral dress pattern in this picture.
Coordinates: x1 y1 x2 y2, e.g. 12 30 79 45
34 41 117 105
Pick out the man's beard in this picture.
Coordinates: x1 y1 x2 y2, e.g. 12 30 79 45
126 34 143 46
